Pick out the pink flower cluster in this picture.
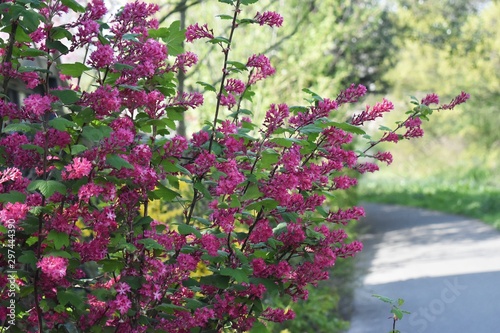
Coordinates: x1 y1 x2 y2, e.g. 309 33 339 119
247 54 276 84
185 23 214 43
254 11 284 27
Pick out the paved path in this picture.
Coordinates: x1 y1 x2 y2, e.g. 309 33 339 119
348 203 500 333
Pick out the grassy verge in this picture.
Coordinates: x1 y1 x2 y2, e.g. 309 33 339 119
359 178 500 230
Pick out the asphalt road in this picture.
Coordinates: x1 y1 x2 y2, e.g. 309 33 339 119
347 203 500 333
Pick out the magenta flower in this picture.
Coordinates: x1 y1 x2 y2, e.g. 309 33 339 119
247 54 276 84
172 51 198 73
254 11 284 28
185 23 214 43
63 157 93 180
37 256 68 281
441 91 470 110
421 93 439 106
263 103 289 136
381 132 400 143
225 78 246 95
336 83 367 105
89 44 114 68
23 94 52 118
351 98 394 125
374 151 393 165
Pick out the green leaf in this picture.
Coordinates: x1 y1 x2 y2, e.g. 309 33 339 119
193 181 213 200
241 0 258 4
3 123 33 132
49 117 78 131
28 180 67 197
200 274 230 289
177 223 202 238
21 144 44 154
106 154 134 170
270 137 303 148
302 87 323 101
50 89 80 105
137 238 164 250
217 14 233 20
153 183 179 201
325 121 366 135
47 230 70 250
245 198 278 211
60 0 85 12
113 63 135 71
241 184 263 201
45 250 73 259
70 144 88 155
162 21 185 56
259 149 280 169
21 48 46 57
250 321 270 333
50 26 73 40
197 81 216 92
20 9 42 32
99 259 125 273
166 107 184 121
18 251 37 265
372 294 394 304
219 267 249 283
229 195 241 208
122 33 140 41
59 62 90 77
57 290 72 306
81 125 112 141
46 40 69 54
226 60 248 71
299 123 323 134
155 303 189 314
209 36 230 44
391 308 404 320
0 190 26 203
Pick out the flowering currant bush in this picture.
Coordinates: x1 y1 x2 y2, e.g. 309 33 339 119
0 0 469 332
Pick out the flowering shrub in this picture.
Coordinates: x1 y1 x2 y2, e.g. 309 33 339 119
0 0 469 332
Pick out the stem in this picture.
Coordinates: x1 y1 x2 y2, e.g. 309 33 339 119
359 110 420 157
185 187 199 225
1 20 18 96
208 0 241 153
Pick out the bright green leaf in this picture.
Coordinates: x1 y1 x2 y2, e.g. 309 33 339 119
137 238 164 250
49 117 78 130
59 62 90 77
106 154 134 170
60 0 85 12
28 180 67 197
47 230 70 250
0 190 26 203
250 321 269 333
219 267 249 283
177 223 202 238
50 89 80 105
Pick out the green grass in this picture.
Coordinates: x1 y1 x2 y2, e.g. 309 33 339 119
359 178 500 230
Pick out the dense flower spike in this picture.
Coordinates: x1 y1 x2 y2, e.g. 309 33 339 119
421 93 440 106
185 23 214 42
247 54 276 84
441 91 471 110
0 0 467 331
254 11 284 27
